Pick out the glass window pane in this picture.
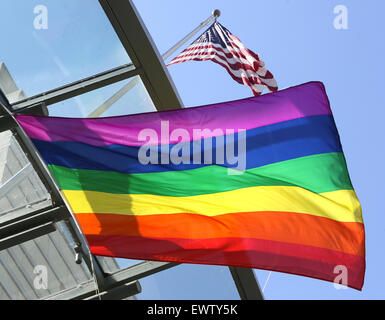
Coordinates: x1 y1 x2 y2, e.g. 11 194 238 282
0 1 130 102
116 259 144 269
136 264 240 300
48 76 155 118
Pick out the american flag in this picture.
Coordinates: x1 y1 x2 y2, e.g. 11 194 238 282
167 21 278 96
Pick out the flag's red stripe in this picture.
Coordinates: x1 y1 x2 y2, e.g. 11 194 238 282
207 54 277 91
228 35 261 62
174 43 257 66
170 47 274 81
87 235 365 290
186 40 263 75
170 54 263 87
173 55 263 95
228 35 264 67
169 55 274 94
209 56 277 94
172 43 273 81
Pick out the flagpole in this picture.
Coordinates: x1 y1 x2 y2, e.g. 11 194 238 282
162 9 221 61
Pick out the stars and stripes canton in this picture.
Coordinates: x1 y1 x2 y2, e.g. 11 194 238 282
167 22 278 96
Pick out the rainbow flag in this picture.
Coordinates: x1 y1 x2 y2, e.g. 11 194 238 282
15 82 365 290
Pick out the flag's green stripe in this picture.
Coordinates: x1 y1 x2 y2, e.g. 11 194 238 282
48 152 353 197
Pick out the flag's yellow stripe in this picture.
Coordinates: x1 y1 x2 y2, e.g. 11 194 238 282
62 186 362 223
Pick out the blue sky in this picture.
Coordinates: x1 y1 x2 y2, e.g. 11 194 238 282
1 0 384 299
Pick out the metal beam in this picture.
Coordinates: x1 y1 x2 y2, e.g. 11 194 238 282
0 114 17 132
0 90 17 131
0 163 33 199
99 0 183 111
0 198 53 225
0 222 56 251
229 267 264 300
85 281 141 300
11 64 139 114
107 261 179 286
88 76 140 117
0 206 67 239
47 279 141 301
45 260 177 300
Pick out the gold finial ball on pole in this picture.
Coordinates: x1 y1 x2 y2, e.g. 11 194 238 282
213 9 221 18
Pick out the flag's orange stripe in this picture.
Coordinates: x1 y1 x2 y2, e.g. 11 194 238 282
75 211 364 257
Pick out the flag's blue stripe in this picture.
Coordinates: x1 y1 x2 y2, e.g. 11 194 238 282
32 115 342 174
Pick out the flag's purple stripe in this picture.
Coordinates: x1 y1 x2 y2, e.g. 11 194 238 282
15 82 331 147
